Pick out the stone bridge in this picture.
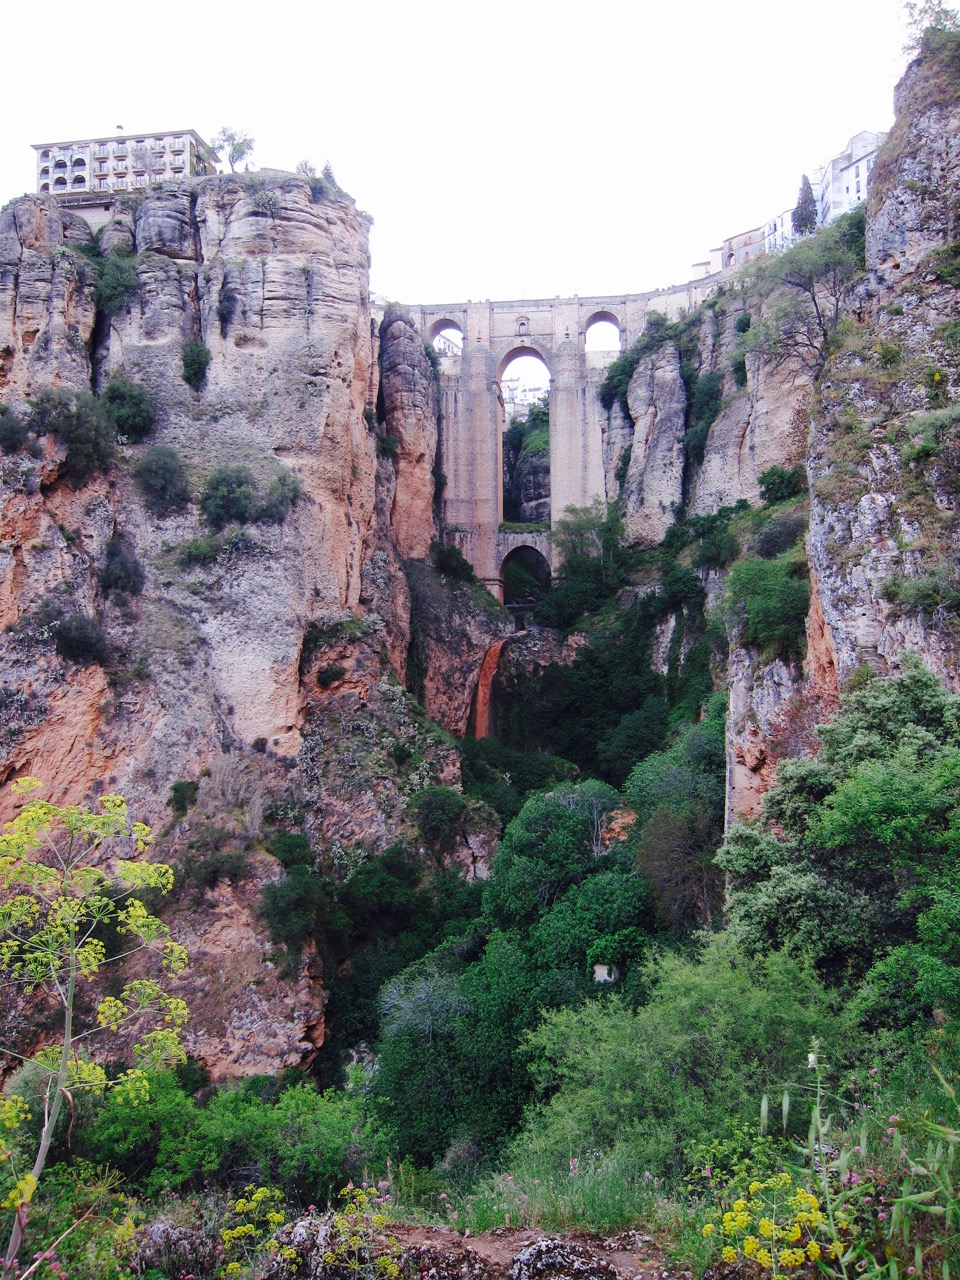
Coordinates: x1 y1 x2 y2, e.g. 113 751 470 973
408 278 719 595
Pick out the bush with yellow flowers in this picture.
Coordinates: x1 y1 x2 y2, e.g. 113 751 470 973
220 1184 289 1277
700 1172 862 1276
321 1185 401 1280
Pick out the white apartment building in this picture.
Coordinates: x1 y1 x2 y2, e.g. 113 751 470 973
32 130 219 197
813 130 887 227
765 207 796 254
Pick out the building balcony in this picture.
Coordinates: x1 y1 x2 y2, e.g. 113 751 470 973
171 140 185 152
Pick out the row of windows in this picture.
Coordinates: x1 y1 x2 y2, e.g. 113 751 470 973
39 137 186 163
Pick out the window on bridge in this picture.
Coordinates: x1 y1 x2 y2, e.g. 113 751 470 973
584 314 621 368
500 350 550 528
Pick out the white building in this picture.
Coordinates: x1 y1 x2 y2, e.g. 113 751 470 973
32 130 219 198
765 208 796 255
813 130 887 228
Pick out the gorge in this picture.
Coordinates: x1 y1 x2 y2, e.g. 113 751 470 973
3 24 960 1280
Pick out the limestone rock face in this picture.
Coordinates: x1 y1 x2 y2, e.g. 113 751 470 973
135 186 198 260
404 558 513 736
621 344 686 547
689 359 811 515
514 448 550 523
0 196 97 398
0 172 455 1078
867 49 960 285
378 304 439 558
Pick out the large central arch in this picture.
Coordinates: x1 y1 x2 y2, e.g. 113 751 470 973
412 282 719 588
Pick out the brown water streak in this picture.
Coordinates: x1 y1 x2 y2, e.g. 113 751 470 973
473 639 507 739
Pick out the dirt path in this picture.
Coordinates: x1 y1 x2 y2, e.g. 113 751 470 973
391 1223 684 1280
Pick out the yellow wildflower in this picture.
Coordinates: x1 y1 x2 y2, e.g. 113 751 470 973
702 1222 716 1237
722 1247 738 1263
807 1241 821 1262
759 1217 775 1238
749 1181 764 1196
743 1236 760 1258
757 1249 773 1269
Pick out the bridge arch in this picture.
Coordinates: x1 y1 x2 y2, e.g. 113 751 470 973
428 317 464 344
584 310 623 353
496 341 553 381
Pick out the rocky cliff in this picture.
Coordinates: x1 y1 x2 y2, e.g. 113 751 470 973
0 174 493 1078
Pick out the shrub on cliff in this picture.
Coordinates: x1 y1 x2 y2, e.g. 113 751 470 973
0 405 39 456
758 464 806 505
99 536 146 597
95 252 138 315
134 445 191 515
411 786 467 854
29 388 115 485
432 541 476 582
258 468 304 523
100 377 155 441
53 611 110 665
723 554 810 658
182 339 212 390
199 465 257 529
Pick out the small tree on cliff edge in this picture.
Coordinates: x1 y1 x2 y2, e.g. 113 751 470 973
0 778 189 1279
212 127 255 172
903 0 960 51
791 174 818 237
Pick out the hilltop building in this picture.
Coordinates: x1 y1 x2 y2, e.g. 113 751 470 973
812 130 887 227
32 130 219 197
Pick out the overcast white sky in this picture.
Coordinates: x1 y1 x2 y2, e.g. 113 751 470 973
3 0 909 306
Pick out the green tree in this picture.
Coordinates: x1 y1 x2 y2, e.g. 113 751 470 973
212 128 255 172
517 935 860 1178
0 778 188 1279
717 660 960 1006
746 207 866 373
904 0 960 51
791 174 818 237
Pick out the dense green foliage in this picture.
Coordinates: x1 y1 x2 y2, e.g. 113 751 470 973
100 377 155 441
79 1072 366 1203
0 405 37 456
30 388 116 485
791 173 817 235
182 338 212 390
53 611 110 665
723 550 810 657
372 780 655 1165
95 252 138 315
532 500 632 629
134 445 191 514
758 464 807 505
516 937 858 1177
719 660 960 1017
199 464 303 530
432 540 477 582
744 206 867 373
99 536 146 597
200 465 257 528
